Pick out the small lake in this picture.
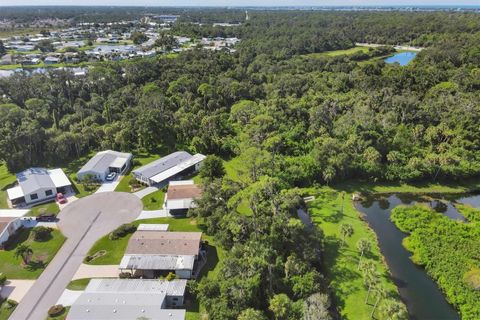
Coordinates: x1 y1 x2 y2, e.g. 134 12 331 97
384 51 417 66
355 194 472 320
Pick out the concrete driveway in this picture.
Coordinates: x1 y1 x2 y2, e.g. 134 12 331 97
9 192 142 320
95 175 123 193
133 186 159 199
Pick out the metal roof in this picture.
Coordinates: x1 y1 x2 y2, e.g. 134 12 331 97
11 168 71 196
150 154 206 184
6 186 24 200
68 292 186 320
120 254 195 271
86 279 187 296
78 150 132 175
132 151 192 179
16 168 55 194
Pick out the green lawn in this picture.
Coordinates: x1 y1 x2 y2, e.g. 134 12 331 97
115 152 162 193
27 201 59 217
0 163 17 209
0 299 16 320
141 190 166 210
67 278 91 291
0 228 65 279
307 46 370 58
305 187 399 320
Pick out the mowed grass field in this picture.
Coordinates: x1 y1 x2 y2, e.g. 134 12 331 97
0 163 17 209
304 187 398 320
307 46 370 58
0 228 65 279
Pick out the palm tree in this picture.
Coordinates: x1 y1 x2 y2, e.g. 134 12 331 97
357 238 372 267
370 285 387 318
15 244 33 265
359 260 378 304
378 299 408 320
340 223 354 245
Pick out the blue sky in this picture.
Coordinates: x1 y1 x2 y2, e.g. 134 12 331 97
4 1 480 6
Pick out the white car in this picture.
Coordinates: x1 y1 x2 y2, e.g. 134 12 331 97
105 172 117 181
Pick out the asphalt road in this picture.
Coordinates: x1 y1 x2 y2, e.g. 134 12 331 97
9 192 142 320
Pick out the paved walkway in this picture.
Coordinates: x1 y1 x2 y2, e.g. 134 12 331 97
95 176 123 193
133 186 159 199
56 289 83 306
9 192 143 320
0 280 35 302
72 264 119 280
136 209 170 220
21 219 58 229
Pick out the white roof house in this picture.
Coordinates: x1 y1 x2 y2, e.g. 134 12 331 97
68 279 187 320
6 168 72 205
77 150 132 181
132 151 206 186
137 224 169 231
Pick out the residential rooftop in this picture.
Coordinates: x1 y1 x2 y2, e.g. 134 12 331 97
126 231 202 256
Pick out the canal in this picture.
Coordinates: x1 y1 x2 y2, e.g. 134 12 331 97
355 194 470 320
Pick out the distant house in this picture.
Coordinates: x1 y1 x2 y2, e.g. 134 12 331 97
44 56 60 64
68 279 186 320
6 168 72 206
132 151 206 186
120 229 203 279
165 180 202 215
0 217 22 247
77 150 133 181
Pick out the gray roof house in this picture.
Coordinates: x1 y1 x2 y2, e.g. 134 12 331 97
77 150 132 181
132 151 206 186
6 168 72 206
67 279 187 320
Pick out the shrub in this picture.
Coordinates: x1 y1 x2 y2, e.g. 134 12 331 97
7 299 18 309
0 273 6 286
119 272 132 279
47 304 65 317
32 226 53 241
165 272 177 281
109 223 137 240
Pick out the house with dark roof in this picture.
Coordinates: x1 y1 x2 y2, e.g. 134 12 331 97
119 229 204 279
6 168 72 206
165 180 202 215
132 151 206 186
77 150 132 181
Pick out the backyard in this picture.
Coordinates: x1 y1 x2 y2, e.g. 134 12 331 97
0 228 65 279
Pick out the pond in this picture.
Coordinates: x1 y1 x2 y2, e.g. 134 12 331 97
384 51 417 66
355 193 474 320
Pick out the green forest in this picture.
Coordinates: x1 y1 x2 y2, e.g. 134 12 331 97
391 205 480 319
1 9 480 320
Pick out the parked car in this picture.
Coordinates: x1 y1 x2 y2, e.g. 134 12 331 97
105 172 117 181
56 193 67 204
37 214 56 222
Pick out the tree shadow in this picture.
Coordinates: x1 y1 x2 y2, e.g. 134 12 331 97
196 244 219 281
4 228 32 251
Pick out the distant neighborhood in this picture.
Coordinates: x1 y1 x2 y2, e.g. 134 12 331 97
0 14 241 77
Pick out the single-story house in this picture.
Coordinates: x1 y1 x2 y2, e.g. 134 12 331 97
6 168 72 206
120 230 203 279
0 217 22 247
132 151 206 186
85 278 187 307
77 150 133 181
44 56 61 64
165 180 202 215
68 279 186 320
